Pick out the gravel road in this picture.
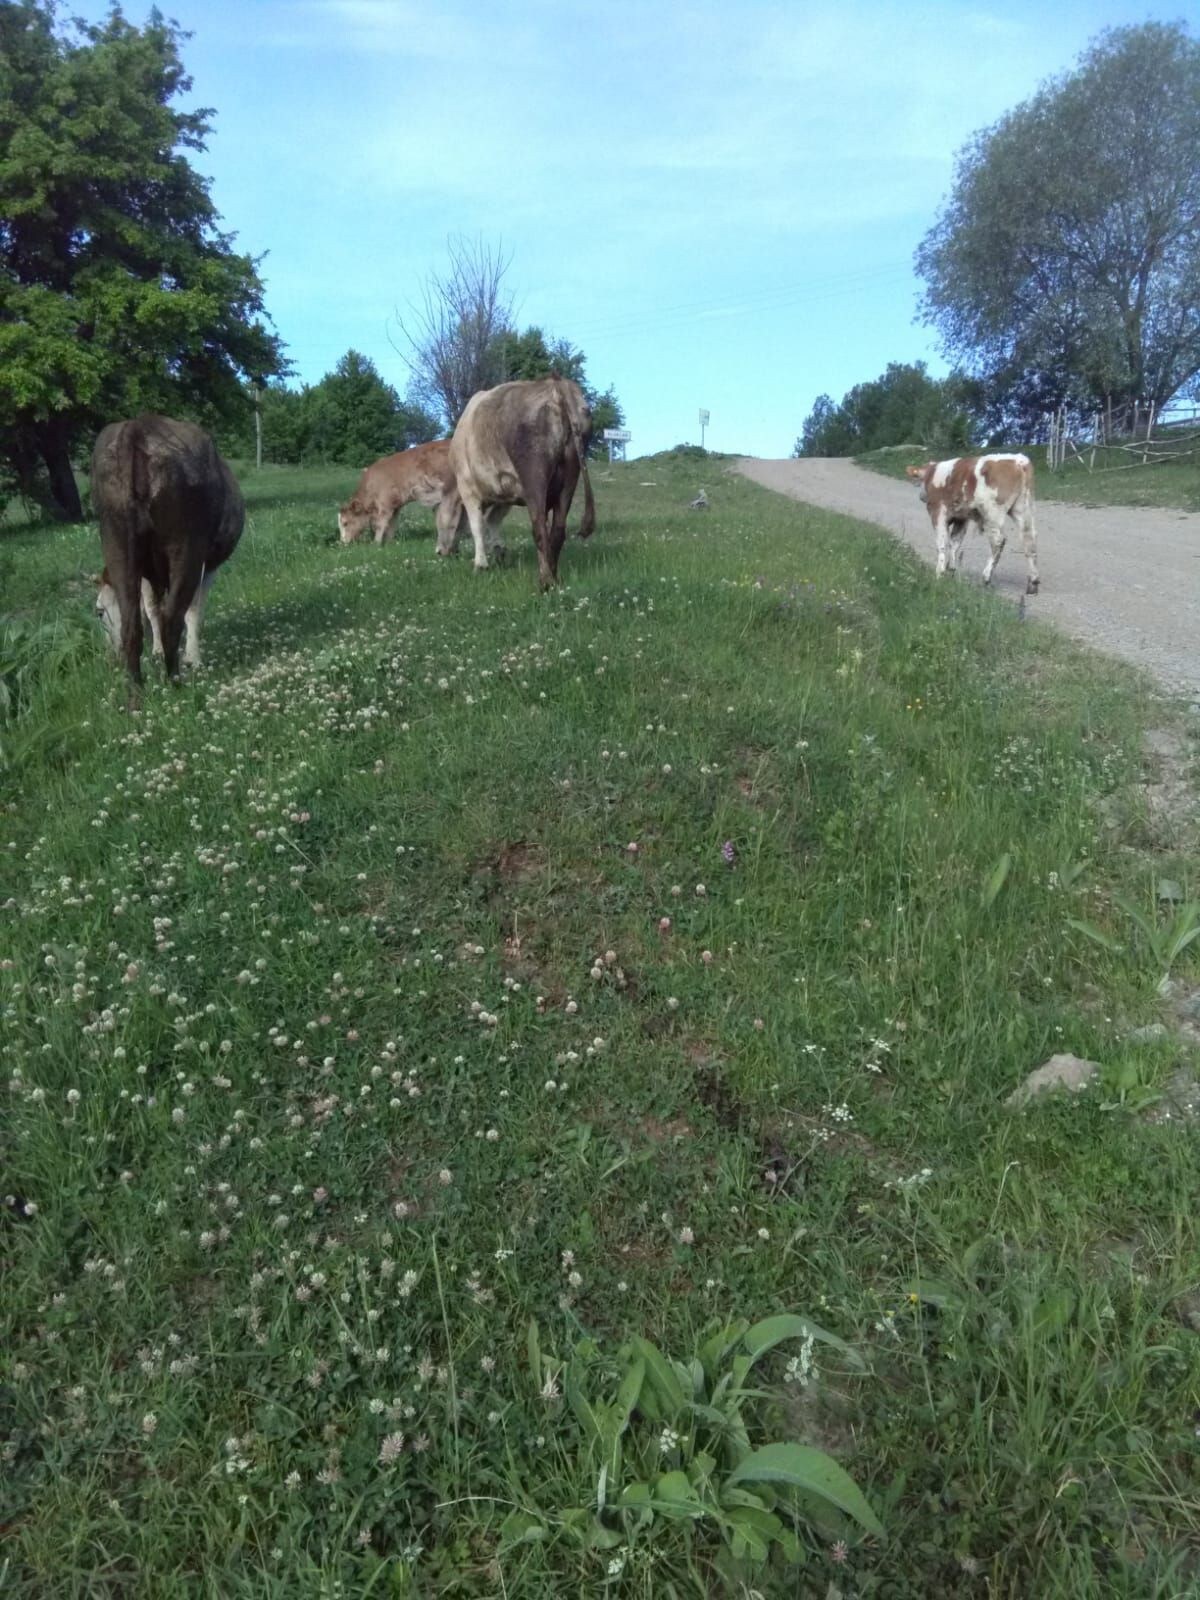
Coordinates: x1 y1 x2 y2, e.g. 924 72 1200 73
735 456 1200 698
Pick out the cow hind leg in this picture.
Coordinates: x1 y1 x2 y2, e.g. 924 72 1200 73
933 509 951 577
1017 502 1039 594
141 580 166 657
484 505 510 564
530 504 556 588
980 513 1007 586
183 571 215 668
548 487 571 580
435 490 465 556
119 571 145 687
460 493 491 571
948 519 968 573
159 559 204 681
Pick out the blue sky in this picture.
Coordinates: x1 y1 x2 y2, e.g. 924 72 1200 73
82 0 1175 456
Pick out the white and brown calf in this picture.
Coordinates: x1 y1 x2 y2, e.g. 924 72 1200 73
905 453 1039 594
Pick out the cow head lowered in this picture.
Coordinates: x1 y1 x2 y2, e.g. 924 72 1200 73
905 463 934 502
94 571 122 651
337 495 371 544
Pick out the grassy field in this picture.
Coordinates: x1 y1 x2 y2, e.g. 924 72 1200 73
2 456 1199 1598
855 443 1200 511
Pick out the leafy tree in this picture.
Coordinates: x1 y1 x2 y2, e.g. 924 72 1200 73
588 385 625 450
220 356 440 466
917 22 1200 435
491 326 586 386
0 0 283 518
794 363 979 457
304 351 435 464
795 395 857 458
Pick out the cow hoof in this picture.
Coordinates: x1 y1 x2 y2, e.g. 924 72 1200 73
1027 580 1040 595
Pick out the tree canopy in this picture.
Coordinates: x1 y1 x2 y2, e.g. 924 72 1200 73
916 22 1200 435
0 0 283 517
794 362 980 458
222 353 440 466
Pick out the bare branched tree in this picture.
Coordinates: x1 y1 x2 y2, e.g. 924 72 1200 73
390 236 514 428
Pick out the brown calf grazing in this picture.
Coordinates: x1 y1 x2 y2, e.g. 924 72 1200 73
338 439 464 548
905 453 1039 593
92 415 244 683
443 377 595 588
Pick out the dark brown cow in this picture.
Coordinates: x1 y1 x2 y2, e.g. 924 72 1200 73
442 377 595 587
92 415 244 683
905 452 1039 593
338 439 464 547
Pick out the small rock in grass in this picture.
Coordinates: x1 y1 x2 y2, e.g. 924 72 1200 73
1128 1023 1170 1044
1006 1053 1101 1109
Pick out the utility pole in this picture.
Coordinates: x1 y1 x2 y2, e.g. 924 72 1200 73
699 408 710 449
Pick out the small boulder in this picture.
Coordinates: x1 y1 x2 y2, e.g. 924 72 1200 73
1006 1053 1101 1109
1128 1023 1170 1044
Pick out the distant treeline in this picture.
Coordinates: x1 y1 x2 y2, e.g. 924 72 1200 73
795 364 981 459
221 332 625 468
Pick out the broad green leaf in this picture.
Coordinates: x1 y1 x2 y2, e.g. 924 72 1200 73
776 1525 802 1564
652 1469 705 1518
633 1337 686 1420
698 1319 747 1379
1030 1287 1075 1336
742 1313 865 1371
498 1510 546 1548
565 1360 600 1443
906 1279 965 1312
982 851 1012 909
613 1355 646 1428
1113 894 1155 942
729 1444 884 1537
1066 918 1122 953
585 1518 623 1550
729 1518 770 1563
720 1486 770 1513
619 1481 652 1508
527 1319 542 1390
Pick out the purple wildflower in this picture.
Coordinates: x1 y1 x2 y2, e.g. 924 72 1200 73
721 840 737 866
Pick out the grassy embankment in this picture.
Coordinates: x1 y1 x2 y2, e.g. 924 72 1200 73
856 442 1200 511
2 454 1197 1597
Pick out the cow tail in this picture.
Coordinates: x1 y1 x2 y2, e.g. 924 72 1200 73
558 382 596 539
115 420 149 661
576 435 596 539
